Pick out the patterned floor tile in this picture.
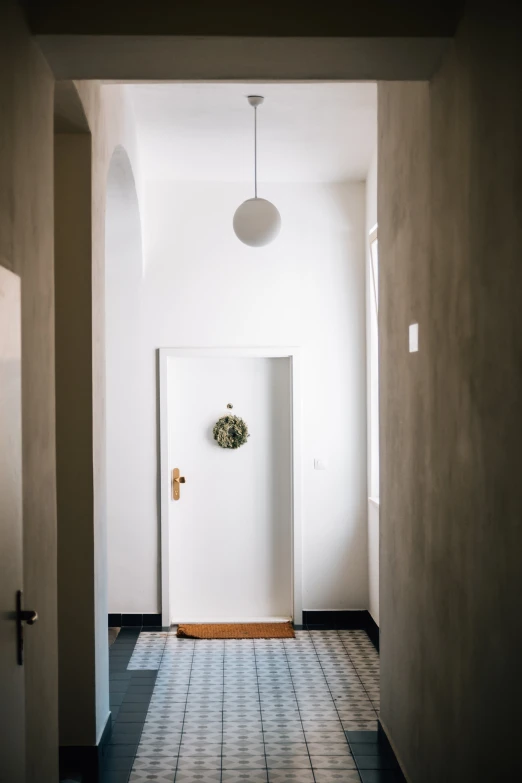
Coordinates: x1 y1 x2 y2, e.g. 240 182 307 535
222 741 265 755
300 711 339 721
265 757 312 769
147 710 186 720
178 745 222 758
336 710 377 721
301 720 343 731
183 715 223 734
136 744 181 759
313 772 361 782
182 727 224 738
222 755 267 770
139 732 183 745
305 731 349 743
261 719 302 729
267 771 315 782
310 756 357 769
129 772 176 783
183 708 222 720
176 757 221 770
221 771 268 783
264 744 309 758
113 628 380 783
174 772 221 782
262 731 305 743
261 710 300 721
306 743 352 756
223 730 264 743
132 756 178 771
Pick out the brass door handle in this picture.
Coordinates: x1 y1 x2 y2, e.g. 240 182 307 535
172 468 186 500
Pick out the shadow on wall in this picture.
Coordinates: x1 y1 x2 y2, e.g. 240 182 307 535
106 145 144 278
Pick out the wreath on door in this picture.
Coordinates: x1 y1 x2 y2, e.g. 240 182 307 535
213 414 249 449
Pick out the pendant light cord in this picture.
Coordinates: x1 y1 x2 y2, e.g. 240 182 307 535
254 105 258 198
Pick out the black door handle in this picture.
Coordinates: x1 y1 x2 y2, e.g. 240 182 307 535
16 591 38 665
20 609 38 625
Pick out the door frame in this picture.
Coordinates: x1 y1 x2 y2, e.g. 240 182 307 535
158 346 303 628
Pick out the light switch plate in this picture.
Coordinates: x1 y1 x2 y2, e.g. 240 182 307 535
409 323 419 353
314 459 327 470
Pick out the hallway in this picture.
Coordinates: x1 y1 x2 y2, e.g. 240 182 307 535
3 3 522 781
99 628 398 783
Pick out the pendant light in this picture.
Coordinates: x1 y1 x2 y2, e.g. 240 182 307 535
233 96 281 247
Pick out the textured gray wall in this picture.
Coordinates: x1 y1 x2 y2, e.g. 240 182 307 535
55 133 97 745
0 3 129 764
0 3 58 780
378 5 522 781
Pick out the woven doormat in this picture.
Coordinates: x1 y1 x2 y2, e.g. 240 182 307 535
177 622 295 639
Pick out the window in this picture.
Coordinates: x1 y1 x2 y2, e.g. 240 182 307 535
369 225 379 501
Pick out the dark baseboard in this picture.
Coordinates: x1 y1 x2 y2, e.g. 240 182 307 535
59 713 112 783
365 611 380 652
344 721 406 782
108 612 379 649
302 610 380 652
303 610 368 627
108 612 162 628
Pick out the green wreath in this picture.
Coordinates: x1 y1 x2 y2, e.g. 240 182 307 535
213 414 249 449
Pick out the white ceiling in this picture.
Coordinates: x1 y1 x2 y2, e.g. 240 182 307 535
128 83 377 183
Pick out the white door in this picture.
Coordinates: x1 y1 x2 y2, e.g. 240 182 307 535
0 266 25 783
168 356 292 622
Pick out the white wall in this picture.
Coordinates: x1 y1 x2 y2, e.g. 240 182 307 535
105 144 144 628
365 148 380 625
106 179 368 613
95 85 143 741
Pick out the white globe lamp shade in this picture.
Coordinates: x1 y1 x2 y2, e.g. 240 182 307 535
233 197 281 248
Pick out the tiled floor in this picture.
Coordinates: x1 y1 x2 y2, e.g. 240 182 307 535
109 627 121 647
100 627 402 783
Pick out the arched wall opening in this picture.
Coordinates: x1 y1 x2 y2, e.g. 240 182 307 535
104 146 148 617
